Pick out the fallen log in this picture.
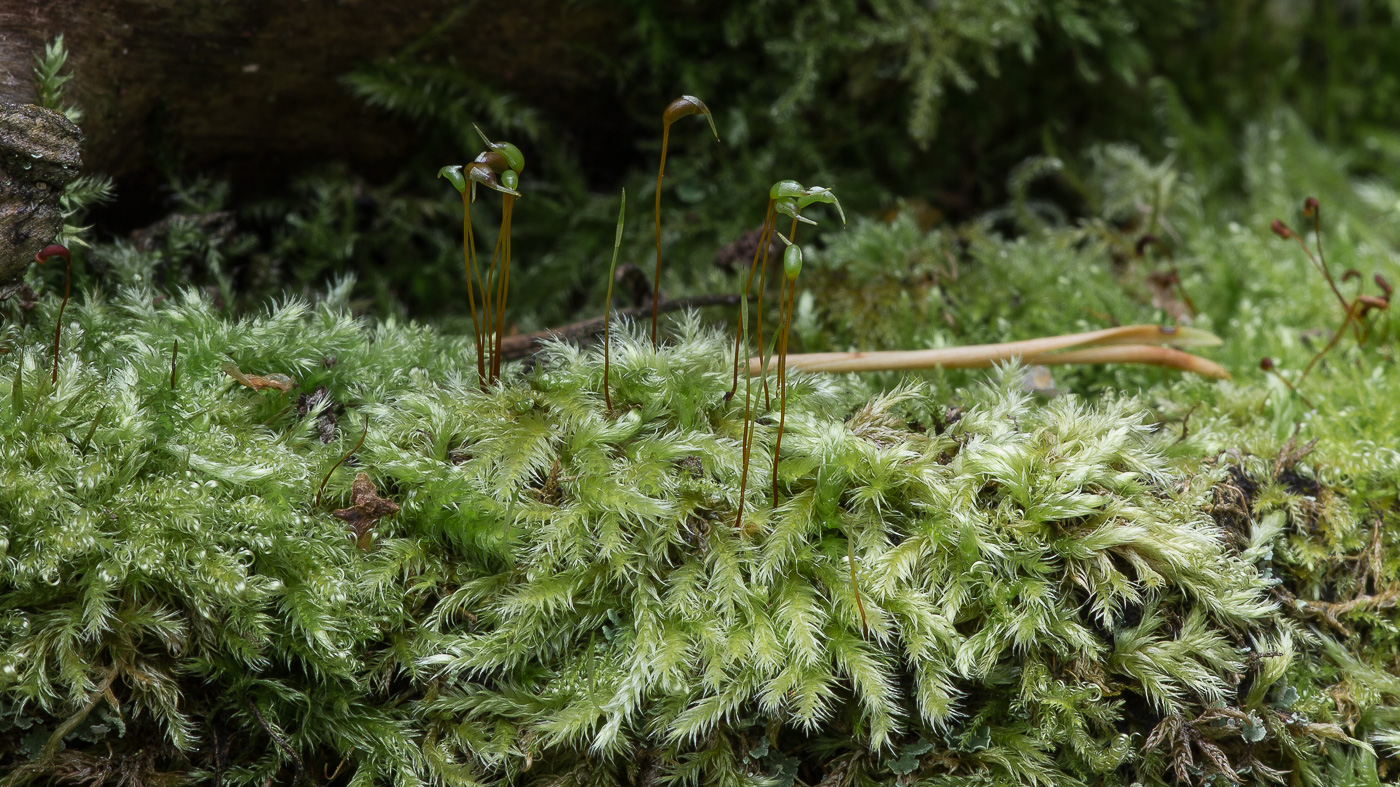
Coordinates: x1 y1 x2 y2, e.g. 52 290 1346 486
0 1 619 180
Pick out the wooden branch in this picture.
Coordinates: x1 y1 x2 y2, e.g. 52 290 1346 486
1022 345 1229 378
748 324 1230 378
1310 589 1400 619
499 293 740 360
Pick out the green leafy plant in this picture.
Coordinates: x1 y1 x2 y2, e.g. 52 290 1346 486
31 36 113 251
32 35 80 123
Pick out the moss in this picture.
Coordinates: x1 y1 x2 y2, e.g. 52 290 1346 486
6 17 1400 786
2 244 1398 785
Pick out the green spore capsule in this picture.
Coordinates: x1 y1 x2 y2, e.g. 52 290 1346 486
797 187 846 227
783 244 803 279
473 124 525 173
501 170 519 191
437 165 467 194
770 179 805 200
496 142 525 174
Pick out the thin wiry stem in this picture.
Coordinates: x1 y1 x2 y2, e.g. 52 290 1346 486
757 208 785 404
1310 204 1336 302
729 200 776 400
652 123 672 347
482 198 510 385
461 191 486 388
772 275 796 503
603 189 626 411
1289 233 1348 314
1262 363 1317 410
765 218 799 409
51 254 71 384
316 415 369 507
493 195 515 383
756 247 772 409
848 535 868 634
652 96 720 345
481 222 502 383
734 289 754 531
1299 302 1359 384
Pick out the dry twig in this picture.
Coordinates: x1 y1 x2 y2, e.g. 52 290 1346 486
750 324 1229 378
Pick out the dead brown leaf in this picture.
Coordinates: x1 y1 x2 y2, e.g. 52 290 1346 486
332 473 400 550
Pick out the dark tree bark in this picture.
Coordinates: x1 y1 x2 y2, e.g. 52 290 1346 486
0 0 620 180
0 103 81 284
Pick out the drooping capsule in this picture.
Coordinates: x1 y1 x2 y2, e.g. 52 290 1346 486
34 244 70 265
663 95 720 141
771 181 844 227
652 95 722 346
474 124 526 174
796 187 846 227
467 162 520 201
437 165 468 194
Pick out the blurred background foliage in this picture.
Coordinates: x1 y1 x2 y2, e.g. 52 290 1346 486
55 0 1400 336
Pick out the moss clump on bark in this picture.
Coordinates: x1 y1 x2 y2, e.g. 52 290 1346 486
0 268 1397 784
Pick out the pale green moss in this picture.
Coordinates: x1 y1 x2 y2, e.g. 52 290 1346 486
1 260 1397 784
